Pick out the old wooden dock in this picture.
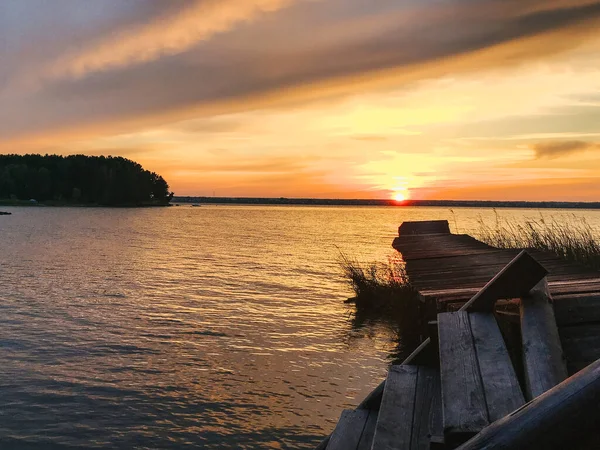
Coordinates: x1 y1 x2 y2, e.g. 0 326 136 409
317 220 600 450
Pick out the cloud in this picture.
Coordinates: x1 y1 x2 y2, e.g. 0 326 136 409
532 140 599 158
47 0 294 80
350 135 389 142
3 0 600 144
158 156 314 174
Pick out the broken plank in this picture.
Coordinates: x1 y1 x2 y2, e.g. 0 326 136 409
356 381 385 410
521 280 568 400
327 409 369 450
399 220 451 235
462 250 548 312
469 312 525 421
455 358 600 450
559 323 600 372
438 311 489 444
554 294 600 326
371 365 419 450
411 367 442 450
356 410 378 450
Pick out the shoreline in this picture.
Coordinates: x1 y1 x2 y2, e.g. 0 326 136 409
172 196 600 209
0 200 171 208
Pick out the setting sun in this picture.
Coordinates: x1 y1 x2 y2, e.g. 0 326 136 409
393 192 407 202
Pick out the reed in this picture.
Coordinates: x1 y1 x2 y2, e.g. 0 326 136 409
339 252 417 311
476 214 600 271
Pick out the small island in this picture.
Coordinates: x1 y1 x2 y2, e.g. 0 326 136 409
0 154 173 207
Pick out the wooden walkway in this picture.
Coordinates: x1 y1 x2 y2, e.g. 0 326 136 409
318 220 600 450
392 222 600 374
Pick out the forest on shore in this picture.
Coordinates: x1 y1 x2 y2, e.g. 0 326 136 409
0 154 173 206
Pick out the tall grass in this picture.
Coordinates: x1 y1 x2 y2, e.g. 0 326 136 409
476 214 600 271
339 253 421 363
338 253 417 311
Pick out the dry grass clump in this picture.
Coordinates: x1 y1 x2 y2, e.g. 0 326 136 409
339 253 417 311
476 214 600 271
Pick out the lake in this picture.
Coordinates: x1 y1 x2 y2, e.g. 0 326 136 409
1 205 599 448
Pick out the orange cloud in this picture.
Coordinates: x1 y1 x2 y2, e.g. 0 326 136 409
48 0 295 79
3 0 600 147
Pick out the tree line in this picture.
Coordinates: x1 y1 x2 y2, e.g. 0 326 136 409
0 154 173 206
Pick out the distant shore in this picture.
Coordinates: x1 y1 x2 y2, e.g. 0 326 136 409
0 199 171 208
172 196 600 209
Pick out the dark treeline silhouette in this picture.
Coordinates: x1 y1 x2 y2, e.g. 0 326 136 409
0 154 173 206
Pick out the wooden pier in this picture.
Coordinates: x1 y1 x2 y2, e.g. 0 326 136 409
317 220 600 450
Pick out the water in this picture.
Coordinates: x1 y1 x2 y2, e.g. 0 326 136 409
0 205 599 449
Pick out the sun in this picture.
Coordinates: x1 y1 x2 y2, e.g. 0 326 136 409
393 191 407 202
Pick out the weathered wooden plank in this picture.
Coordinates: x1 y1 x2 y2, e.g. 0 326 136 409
559 324 600 373
422 268 583 309
356 410 378 450
438 311 489 444
561 343 600 373
411 367 442 450
455 357 600 450
406 251 519 269
551 277 600 285
560 323 600 339
396 242 494 253
462 251 548 312
429 368 445 449
326 409 369 450
554 294 600 326
371 365 419 450
356 381 385 410
396 233 478 243
314 436 330 450
408 264 594 283
416 276 600 295
521 280 569 400
399 220 451 235
400 249 504 260
469 312 525 421
431 286 600 307
393 234 499 260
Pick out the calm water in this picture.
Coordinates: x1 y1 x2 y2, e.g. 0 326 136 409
1 205 599 449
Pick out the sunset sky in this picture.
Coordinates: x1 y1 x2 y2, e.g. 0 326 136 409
1 0 600 200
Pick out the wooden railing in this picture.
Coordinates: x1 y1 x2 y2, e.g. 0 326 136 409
456 357 600 450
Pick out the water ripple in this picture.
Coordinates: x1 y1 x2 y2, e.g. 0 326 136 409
2 205 597 448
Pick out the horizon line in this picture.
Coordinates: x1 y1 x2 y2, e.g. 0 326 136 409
171 196 600 208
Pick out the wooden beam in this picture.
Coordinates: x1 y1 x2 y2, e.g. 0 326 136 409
411 367 442 450
455 357 600 450
462 250 548 312
371 365 419 450
399 220 450 236
470 312 525 421
438 312 489 445
357 381 385 410
553 294 600 326
559 323 600 373
313 436 329 450
521 279 568 400
356 410 378 450
327 409 369 450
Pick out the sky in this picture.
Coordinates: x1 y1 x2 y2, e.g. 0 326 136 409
1 0 600 201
